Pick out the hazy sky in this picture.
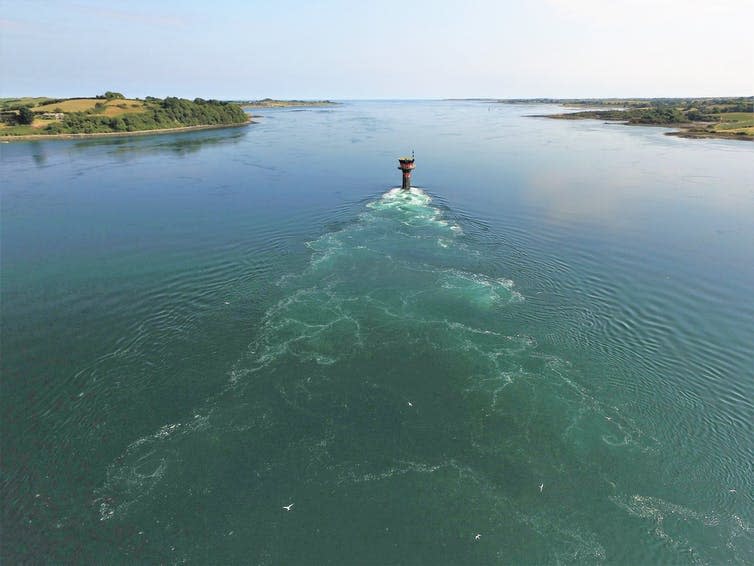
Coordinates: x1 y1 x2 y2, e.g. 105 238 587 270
2 0 752 99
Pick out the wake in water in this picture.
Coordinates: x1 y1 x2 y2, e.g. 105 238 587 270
235 188 523 377
94 188 743 564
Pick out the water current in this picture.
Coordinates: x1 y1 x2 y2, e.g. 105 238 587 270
2 101 753 564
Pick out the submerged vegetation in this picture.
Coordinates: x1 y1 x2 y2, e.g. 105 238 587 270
505 97 754 141
0 93 249 137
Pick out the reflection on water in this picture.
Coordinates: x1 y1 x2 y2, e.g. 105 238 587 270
523 134 754 226
74 129 248 158
11 127 249 168
26 141 48 167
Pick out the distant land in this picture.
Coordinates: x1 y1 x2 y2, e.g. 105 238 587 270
233 98 338 108
496 97 753 141
0 92 250 140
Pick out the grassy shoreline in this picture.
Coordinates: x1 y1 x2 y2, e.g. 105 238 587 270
0 119 252 143
536 112 753 141
504 97 754 142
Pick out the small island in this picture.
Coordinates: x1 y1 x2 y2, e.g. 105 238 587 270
498 97 753 141
234 98 338 109
0 92 251 141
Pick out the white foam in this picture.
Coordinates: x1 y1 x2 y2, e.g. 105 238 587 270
369 188 453 231
337 459 447 485
437 268 523 307
609 494 715 563
379 187 432 205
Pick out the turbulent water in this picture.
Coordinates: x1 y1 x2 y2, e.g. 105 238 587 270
2 101 753 564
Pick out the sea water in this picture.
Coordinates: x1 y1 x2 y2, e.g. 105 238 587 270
2 101 753 563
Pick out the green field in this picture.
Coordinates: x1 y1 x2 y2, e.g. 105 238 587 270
0 97 54 111
30 98 145 115
0 93 249 137
713 112 754 133
0 124 38 135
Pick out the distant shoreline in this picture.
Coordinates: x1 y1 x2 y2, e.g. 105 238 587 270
0 118 253 143
486 97 754 142
531 112 753 142
237 99 338 109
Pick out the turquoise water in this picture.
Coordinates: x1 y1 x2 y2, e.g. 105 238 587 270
2 101 753 564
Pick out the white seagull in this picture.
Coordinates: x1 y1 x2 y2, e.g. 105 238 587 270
283 503 294 511
539 483 544 492
474 534 481 540
408 401 413 407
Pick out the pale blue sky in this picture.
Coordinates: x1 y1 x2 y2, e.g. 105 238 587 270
2 0 752 99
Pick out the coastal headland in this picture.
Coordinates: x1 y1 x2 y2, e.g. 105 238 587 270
0 92 251 141
496 97 753 141
234 98 338 109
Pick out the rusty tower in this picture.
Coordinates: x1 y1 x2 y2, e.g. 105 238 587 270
398 154 415 191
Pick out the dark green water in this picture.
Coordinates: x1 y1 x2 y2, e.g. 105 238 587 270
2 101 753 564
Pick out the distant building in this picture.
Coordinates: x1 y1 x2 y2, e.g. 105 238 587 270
41 112 65 119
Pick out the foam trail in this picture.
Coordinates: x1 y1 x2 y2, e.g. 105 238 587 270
95 186 526 522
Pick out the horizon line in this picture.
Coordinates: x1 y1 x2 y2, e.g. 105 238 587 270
2 94 752 101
